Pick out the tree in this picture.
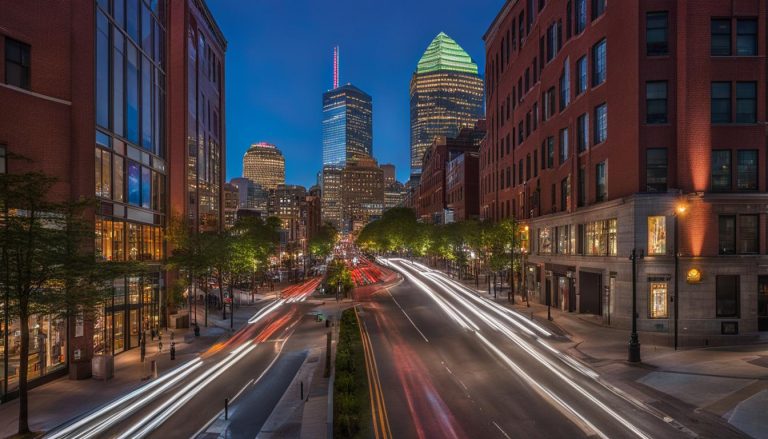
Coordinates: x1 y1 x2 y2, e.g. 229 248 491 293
309 222 338 262
326 259 354 297
0 167 141 435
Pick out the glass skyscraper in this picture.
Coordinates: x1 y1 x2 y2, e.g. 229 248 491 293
410 32 484 177
322 84 373 167
243 142 285 190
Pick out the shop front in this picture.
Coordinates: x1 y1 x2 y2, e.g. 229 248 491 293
0 313 68 400
93 273 161 356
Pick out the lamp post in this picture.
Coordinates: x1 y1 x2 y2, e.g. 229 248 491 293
628 249 640 362
674 204 686 350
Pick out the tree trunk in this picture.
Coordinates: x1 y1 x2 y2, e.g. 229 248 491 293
18 311 30 435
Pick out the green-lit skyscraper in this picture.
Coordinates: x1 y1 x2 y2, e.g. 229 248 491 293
410 32 484 177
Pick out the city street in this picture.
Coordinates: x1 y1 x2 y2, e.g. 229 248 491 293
354 258 747 439
43 279 323 439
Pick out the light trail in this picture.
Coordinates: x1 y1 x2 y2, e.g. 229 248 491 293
45 358 203 439
385 257 653 439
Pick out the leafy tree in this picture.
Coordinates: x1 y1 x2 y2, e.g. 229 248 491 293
0 167 142 435
309 222 338 262
326 259 354 297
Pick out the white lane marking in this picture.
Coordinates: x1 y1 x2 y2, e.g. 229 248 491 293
191 340 286 438
387 289 429 343
492 421 512 439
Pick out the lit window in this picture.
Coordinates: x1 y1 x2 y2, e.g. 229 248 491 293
647 216 666 255
649 279 669 318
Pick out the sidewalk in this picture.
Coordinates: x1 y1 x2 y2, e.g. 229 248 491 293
0 282 301 438
443 270 768 439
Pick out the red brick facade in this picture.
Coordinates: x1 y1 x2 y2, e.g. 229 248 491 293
483 0 768 341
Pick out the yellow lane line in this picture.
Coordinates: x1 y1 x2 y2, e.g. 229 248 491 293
355 306 391 439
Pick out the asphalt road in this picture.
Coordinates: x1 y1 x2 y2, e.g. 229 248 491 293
44 278 324 439
355 258 742 439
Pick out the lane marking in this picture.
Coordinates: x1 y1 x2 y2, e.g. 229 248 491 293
492 421 512 439
191 340 286 438
355 306 392 439
387 289 429 343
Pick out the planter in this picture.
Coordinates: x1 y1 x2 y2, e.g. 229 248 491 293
91 354 114 380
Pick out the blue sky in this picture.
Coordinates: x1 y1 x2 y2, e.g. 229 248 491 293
208 0 501 187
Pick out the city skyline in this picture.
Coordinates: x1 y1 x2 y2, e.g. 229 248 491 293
207 0 501 187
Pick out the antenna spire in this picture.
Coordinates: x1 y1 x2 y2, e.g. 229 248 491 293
333 45 339 89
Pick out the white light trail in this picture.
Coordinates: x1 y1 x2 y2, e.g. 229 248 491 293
46 358 203 439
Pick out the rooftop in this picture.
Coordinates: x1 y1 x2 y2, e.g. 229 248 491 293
416 32 478 75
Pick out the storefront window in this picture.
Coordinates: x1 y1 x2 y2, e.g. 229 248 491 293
585 218 618 256
538 227 553 254
648 216 666 255
649 279 669 318
1 314 67 394
556 225 569 254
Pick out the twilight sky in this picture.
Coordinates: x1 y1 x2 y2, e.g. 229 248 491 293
208 0 501 188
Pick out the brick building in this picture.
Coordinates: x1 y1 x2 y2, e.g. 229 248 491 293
446 151 480 222
417 123 486 224
483 0 767 344
0 0 225 394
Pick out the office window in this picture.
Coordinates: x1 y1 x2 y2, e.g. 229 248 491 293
534 150 538 176
96 12 110 129
738 215 759 254
646 81 668 124
592 39 606 86
0 145 6 174
576 56 587 94
577 166 586 207
560 58 570 110
577 113 589 152
736 150 758 191
527 0 535 33
95 148 112 199
719 216 736 255
711 82 731 123
716 275 740 318
711 150 731 191
126 43 140 144
127 161 141 206
646 148 667 193
648 216 666 255
736 19 757 56
559 128 569 164
711 19 731 56
591 0 606 20
595 161 607 202
547 137 555 168
566 1 573 39
594 103 607 144
735 82 757 123
649 279 669 319
5 37 31 90
576 0 586 34
646 12 669 56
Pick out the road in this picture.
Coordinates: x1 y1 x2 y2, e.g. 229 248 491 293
44 278 323 439
354 258 742 439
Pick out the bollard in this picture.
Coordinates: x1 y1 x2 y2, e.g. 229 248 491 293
170 341 176 360
151 360 158 379
194 324 200 337
224 398 229 420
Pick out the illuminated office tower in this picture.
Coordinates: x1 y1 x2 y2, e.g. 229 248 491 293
242 142 286 191
410 32 484 177
322 84 373 167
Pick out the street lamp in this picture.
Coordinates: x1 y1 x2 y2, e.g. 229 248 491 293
674 203 687 351
628 248 644 362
